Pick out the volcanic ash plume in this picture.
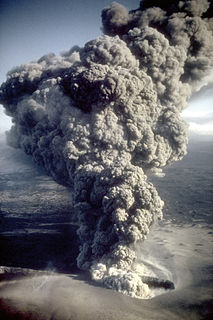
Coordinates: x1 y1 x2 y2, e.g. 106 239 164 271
0 0 212 298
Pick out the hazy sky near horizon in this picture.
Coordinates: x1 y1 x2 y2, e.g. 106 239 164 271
0 0 212 136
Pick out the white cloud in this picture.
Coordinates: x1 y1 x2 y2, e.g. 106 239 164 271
182 73 213 136
188 121 213 135
182 108 213 136
0 105 12 133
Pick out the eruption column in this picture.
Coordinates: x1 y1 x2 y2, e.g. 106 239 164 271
0 0 212 298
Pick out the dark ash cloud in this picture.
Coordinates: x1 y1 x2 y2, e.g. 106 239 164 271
0 0 212 298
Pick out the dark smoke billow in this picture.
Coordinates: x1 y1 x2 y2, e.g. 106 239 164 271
0 0 212 298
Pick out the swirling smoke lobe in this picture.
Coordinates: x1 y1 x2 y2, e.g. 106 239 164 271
0 0 212 299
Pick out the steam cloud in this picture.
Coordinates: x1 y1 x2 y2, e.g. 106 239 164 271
0 0 212 298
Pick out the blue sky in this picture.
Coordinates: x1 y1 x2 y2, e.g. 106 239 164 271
0 0 212 136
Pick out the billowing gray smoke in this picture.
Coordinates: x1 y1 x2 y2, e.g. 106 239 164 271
0 0 212 298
